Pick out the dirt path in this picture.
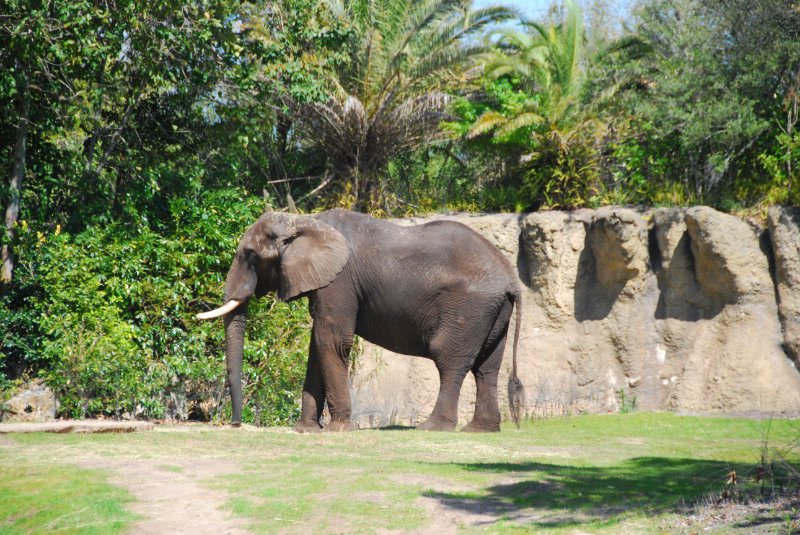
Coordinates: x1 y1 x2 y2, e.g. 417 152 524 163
83 457 252 535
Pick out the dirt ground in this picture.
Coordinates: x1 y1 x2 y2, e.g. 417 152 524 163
83 457 250 535
2 424 576 534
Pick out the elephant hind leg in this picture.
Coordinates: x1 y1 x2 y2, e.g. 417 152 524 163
418 294 512 432
417 364 470 431
461 336 506 433
418 318 480 431
462 298 513 433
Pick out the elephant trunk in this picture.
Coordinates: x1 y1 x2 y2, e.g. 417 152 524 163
223 301 247 426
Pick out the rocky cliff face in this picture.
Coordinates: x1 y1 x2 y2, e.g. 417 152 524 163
350 206 800 428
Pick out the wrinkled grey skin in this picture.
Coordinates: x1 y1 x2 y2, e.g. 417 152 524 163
214 209 523 432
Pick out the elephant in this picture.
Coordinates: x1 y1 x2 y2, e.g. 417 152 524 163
197 208 524 432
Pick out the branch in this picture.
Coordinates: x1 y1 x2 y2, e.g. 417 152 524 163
94 91 140 175
295 172 333 205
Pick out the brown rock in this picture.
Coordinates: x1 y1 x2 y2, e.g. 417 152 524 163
685 206 773 312
768 206 800 364
1 380 56 423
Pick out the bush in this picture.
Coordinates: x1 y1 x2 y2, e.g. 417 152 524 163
0 189 310 425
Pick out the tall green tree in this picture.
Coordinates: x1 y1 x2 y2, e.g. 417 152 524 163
216 0 350 205
0 0 243 285
475 0 586 137
466 0 607 208
628 0 800 204
286 0 516 211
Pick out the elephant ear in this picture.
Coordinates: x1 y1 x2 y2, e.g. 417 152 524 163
277 217 349 301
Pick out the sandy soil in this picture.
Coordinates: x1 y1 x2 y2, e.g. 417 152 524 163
0 419 154 434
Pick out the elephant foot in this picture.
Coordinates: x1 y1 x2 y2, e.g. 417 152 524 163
324 419 356 432
293 420 323 433
417 416 456 432
461 420 500 433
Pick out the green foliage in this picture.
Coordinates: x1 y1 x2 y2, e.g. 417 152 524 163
444 1 610 211
0 189 309 425
0 0 245 220
285 0 516 212
238 0 350 103
219 0 351 205
621 0 800 205
234 297 310 426
617 389 638 414
758 131 800 206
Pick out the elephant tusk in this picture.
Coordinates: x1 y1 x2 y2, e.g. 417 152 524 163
196 299 242 320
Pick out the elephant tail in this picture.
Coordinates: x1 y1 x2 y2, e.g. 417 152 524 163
507 290 525 428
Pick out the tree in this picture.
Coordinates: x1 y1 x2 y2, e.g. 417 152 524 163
628 0 800 203
476 0 586 137
214 0 350 205
0 0 245 286
1 56 28 286
466 0 606 208
286 0 516 211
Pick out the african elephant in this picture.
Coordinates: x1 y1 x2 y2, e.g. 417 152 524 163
197 208 524 432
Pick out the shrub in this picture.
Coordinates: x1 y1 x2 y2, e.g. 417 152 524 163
0 189 310 425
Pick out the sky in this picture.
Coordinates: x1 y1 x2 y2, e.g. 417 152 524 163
474 0 635 21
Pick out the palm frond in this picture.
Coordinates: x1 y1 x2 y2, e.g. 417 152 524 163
290 0 514 201
289 90 450 181
367 91 451 166
496 111 545 137
559 0 584 97
411 44 489 87
467 110 508 138
603 34 653 60
468 5 521 26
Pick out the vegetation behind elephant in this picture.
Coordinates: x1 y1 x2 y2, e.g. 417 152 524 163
197 208 524 432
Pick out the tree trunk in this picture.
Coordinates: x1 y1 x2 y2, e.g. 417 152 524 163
2 65 30 288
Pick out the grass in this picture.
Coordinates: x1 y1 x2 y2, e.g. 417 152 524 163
0 458 136 534
2 412 800 533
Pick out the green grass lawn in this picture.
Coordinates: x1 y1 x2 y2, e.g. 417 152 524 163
0 461 136 534
2 413 799 533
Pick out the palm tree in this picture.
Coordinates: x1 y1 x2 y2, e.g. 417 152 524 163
466 0 606 207
468 1 652 208
288 0 516 210
470 0 589 152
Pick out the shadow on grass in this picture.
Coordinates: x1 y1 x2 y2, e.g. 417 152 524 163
423 457 743 529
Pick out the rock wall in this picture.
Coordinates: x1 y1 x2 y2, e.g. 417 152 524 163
350 206 800 428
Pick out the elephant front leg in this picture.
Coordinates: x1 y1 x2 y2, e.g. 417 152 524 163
315 321 357 432
293 344 325 433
